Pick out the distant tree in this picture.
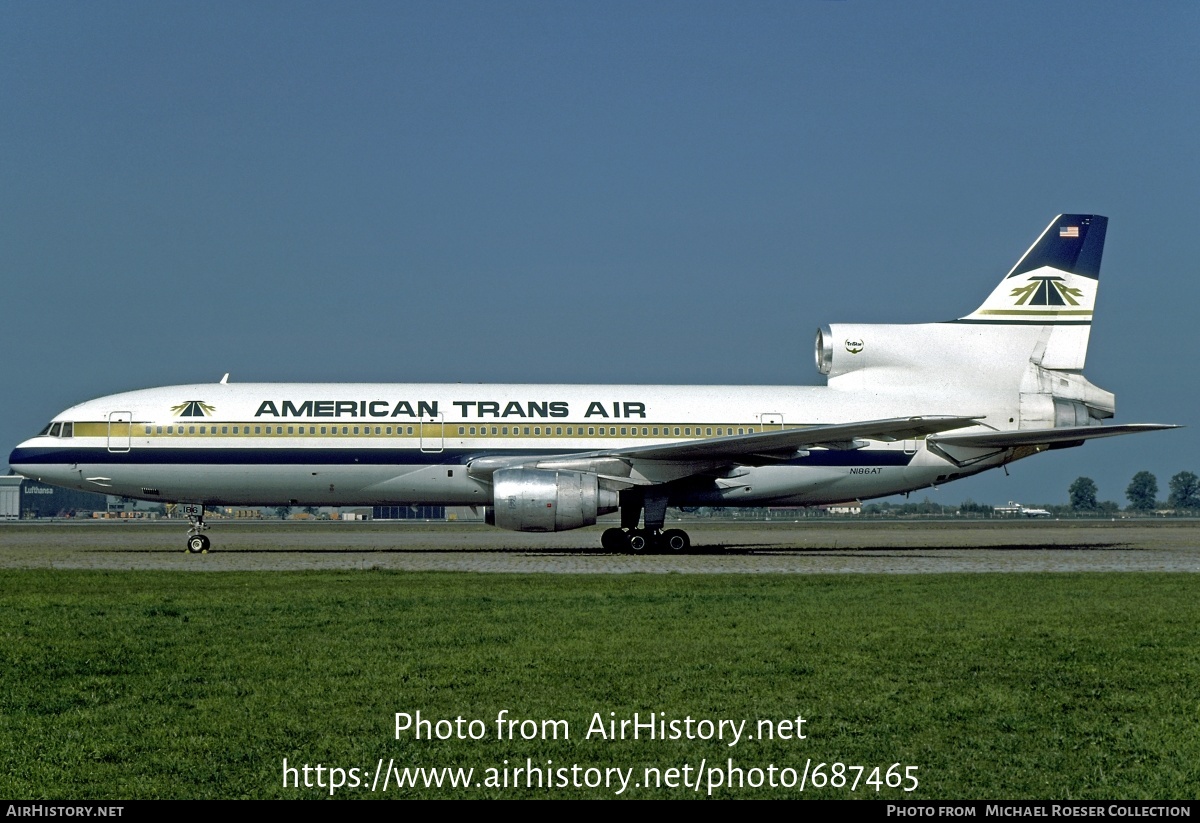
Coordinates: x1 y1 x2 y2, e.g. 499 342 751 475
1168 471 1200 511
959 499 994 516
1069 477 1099 511
1098 500 1120 515
274 505 292 520
1125 472 1159 512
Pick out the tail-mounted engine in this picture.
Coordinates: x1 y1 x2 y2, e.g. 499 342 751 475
491 468 619 532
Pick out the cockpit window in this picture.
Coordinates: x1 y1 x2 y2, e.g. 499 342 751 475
38 423 53 436
61 422 73 438
49 422 62 437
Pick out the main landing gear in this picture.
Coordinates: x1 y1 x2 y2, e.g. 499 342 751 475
183 504 211 554
600 490 692 554
601 527 691 553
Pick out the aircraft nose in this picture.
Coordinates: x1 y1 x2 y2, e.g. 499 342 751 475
9 438 62 484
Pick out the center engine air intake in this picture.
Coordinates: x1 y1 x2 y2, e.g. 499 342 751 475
492 468 619 532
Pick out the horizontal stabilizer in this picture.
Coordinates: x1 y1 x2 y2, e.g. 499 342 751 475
930 423 1180 450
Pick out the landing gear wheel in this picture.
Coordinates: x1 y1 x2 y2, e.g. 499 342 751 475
662 529 690 552
183 504 211 553
601 528 626 551
627 531 651 553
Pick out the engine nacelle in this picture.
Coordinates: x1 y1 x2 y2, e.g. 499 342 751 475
815 323 941 378
814 322 1044 388
492 468 619 532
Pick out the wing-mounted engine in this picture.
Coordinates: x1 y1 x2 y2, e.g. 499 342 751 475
491 468 619 532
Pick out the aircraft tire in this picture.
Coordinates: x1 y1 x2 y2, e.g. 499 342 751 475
662 529 689 552
601 528 626 551
627 531 650 553
187 535 210 554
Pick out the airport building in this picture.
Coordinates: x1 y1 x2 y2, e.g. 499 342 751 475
0 476 134 520
372 505 485 521
0 476 20 520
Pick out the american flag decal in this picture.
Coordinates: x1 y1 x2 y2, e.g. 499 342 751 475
1059 226 1080 238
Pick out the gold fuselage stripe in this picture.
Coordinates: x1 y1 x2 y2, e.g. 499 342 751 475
69 421 799 440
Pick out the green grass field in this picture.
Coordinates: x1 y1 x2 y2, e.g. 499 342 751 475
2 570 1198 799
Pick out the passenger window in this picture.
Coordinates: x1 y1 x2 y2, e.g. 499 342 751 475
556 427 562 435
144 426 152 435
685 428 691 435
275 427 282 434
588 427 595 436
523 427 530 435
706 427 713 435
534 427 541 435
407 426 414 435
458 426 465 435
189 426 196 434
155 426 162 435
621 427 627 435
287 427 294 434
502 427 509 435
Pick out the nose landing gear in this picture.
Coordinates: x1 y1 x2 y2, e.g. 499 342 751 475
182 504 211 554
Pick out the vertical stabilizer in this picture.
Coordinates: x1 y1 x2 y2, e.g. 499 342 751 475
960 214 1107 370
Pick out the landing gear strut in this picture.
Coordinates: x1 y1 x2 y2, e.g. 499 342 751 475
183 504 211 554
602 490 691 553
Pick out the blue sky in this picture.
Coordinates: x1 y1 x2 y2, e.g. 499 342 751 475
3 1 1196 506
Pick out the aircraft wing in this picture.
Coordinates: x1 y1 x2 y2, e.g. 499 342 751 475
607 415 984 463
929 423 1181 450
467 415 983 485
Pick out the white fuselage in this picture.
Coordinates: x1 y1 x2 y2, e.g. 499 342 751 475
8 379 1011 510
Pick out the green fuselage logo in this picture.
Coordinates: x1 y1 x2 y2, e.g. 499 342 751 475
172 401 216 417
1010 276 1084 307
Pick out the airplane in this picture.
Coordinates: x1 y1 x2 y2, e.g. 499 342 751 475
8 214 1178 553
996 502 1053 518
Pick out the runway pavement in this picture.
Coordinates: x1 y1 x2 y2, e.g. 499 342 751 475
1 519 1198 573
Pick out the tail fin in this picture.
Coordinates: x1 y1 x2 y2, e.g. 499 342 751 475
960 214 1107 369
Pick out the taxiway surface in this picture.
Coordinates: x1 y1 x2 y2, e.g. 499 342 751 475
1 519 1197 573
